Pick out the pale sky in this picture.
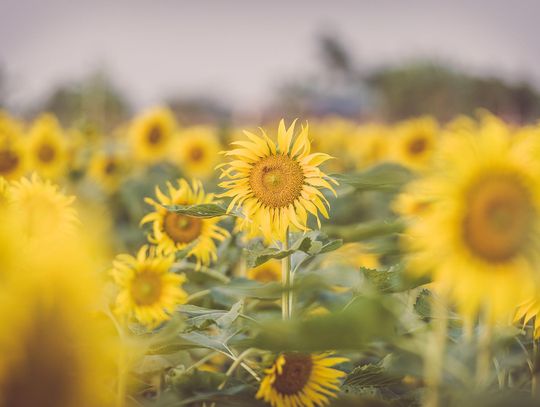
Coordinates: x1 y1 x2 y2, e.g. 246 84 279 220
1 0 539 114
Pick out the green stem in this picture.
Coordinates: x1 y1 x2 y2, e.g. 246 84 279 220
186 289 211 303
281 235 291 320
475 313 492 389
423 289 448 407
533 327 539 398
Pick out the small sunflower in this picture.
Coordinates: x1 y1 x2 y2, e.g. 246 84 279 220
9 174 78 242
391 116 438 171
27 114 69 179
87 150 129 193
172 126 221 179
256 353 347 407
219 120 337 243
347 124 389 170
404 129 540 321
0 114 26 179
111 245 187 328
129 107 176 164
141 178 229 267
247 260 281 283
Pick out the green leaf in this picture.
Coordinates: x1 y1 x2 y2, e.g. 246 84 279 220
324 219 404 243
164 202 235 218
245 232 343 268
360 266 403 293
211 278 281 301
334 163 415 192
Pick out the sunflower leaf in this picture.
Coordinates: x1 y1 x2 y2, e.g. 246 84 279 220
333 163 415 192
164 203 237 218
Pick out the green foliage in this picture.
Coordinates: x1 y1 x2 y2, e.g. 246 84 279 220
334 164 415 193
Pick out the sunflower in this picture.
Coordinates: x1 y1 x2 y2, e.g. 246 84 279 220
247 260 281 283
0 114 26 179
391 116 438 171
87 150 129 193
141 178 229 267
404 128 540 321
347 124 389 170
219 120 337 243
172 125 221 179
111 245 187 328
129 106 176 164
256 353 347 407
27 114 69 179
9 174 78 242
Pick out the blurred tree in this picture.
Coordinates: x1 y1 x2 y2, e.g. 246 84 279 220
36 71 131 132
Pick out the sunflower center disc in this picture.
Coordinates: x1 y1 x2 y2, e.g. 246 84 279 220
0 149 19 173
104 160 117 174
147 125 162 145
463 176 533 263
274 353 313 395
131 271 163 306
190 146 204 162
163 212 202 244
249 155 304 208
408 137 427 155
37 144 56 163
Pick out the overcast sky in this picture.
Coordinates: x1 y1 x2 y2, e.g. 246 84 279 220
1 0 540 114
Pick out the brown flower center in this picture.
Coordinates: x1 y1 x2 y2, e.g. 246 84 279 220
163 212 202 244
130 271 163 306
37 144 56 163
0 149 19 173
249 155 304 208
273 353 313 395
189 146 204 162
463 175 533 263
408 137 427 156
147 125 163 145
104 159 117 175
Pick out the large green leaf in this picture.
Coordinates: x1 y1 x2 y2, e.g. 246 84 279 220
164 202 236 218
334 163 414 192
324 219 404 243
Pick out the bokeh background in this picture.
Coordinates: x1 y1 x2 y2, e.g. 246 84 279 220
3 0 540 126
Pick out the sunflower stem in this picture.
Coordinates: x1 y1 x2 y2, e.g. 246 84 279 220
281 234 292 320
533 331 539 398
423 289 448 407
475 312 492 389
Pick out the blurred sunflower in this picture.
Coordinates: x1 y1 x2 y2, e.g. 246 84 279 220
309 118 354 173
247 260 281 283
0 114 26 179
172 126 221 179
347 124 389 170
256 353 347 407
391 116 438 171
111 245 187 328
141 179 229 267
219 120 337 242
404 130 540 321
87 150 129 193
27 114 69 179
129 107 176 164
10 174 78 242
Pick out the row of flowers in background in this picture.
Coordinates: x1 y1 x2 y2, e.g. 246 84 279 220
3 109 540 407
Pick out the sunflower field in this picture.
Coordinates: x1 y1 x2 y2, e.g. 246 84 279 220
3 106 540 407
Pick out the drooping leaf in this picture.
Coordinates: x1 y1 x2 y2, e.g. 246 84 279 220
324 219 404 243
164 202 236 218
334 163 415 193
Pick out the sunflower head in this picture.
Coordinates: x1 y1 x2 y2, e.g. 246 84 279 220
172 126 222 179
219 120 337 242
111 245 187 328
129 107 176 164
347 124 389 170
0 114 26 179
247 260 281 283
87 150 129 193
391 116 438 171
141 179 229 267
256 353 347 407
404 128 540 321
27 114 68 180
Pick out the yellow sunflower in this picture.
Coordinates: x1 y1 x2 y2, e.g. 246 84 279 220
171 126 221 179
404 129 540 321
0 114 26 179
256 353 347 407
27 114 69 179
219 120 337 243
141 178 229 267
247 260 282 283
129 106 176 164
111 245 188 328
9 174 78 242
87 150 129 193
391 116 438 171
514 299 540 339
347 124 389 170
